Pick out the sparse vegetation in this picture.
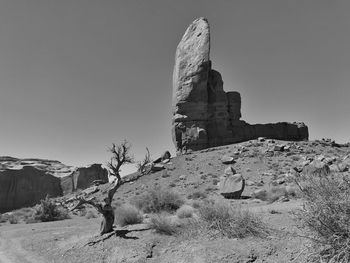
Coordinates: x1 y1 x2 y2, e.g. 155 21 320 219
85 210 97 219
32 196 70 222
8 214 18 224
132 187 184 213
176 205 194 219
136 147 152 174
149 214 178 235
187 191 207 200
297 170 350 262
198 201 268 238
115 204 143 226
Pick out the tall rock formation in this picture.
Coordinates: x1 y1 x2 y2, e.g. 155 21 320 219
172 18 308 153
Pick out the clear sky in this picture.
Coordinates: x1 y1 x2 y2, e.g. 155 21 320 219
0 1 349 174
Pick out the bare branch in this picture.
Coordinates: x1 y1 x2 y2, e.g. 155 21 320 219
70 197 103 214
107 140 134 179
136 147 152 174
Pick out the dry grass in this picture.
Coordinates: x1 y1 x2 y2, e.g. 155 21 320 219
85 210 98 219
132 187 184 213
149 214 178 235
198 201 268 239
115 204 143 226
252 185 297 203
176 205 194 219
297 170 350 262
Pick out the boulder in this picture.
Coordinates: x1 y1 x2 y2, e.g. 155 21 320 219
171 18 309 154
219 173 245 199
153 151 171 163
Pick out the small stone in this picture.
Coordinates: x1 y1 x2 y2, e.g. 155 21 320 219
276 178 285 185
245 180 256 186
258 137 266 142
179 174 187 180
224 165 236 175
162 159 170 164
151 163 165 172
221 155 235 164
273 145 285 151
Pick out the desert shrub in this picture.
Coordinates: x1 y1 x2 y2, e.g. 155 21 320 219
132 188 184 213
187 191 207 200
150 214 178 235
78 208 87 217
115 204 143 226
33 197 70 222
191 200 202 209
176 205 194 219
252 186 296 203
198 201 267 238
296 170 350 262
0 214 7 223
7 214 18 224
85 210 97 219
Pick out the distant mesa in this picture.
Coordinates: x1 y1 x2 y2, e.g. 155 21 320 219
0 158 108 212
172 18 308 154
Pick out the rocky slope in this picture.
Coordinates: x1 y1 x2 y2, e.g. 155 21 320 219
2 138 349 263
172 18 308 154
0 157 108 212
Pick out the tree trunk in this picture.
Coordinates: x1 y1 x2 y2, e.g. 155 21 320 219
100 205 115 235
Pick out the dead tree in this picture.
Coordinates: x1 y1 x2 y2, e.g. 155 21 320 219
70 140 134 235
136 147 152 175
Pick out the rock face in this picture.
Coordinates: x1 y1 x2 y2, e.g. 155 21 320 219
0 166 62 212
60 164 108 195
0 157 108 212
172 18 309 153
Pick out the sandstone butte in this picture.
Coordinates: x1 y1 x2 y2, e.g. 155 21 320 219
0 157 108 212
172 18 308 154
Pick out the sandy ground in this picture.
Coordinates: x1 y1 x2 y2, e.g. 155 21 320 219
2 139 347 262
0 200 311 263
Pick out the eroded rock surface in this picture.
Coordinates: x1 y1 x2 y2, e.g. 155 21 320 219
0 157 108 212
172 18 308 153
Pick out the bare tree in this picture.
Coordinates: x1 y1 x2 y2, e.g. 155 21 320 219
136 147 152 175
70 140 135 235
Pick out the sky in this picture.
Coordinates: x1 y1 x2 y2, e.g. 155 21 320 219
0 0 349 175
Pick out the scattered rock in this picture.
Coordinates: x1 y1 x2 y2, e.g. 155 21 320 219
221 156 235 164
151 164 165 172
252 189 267 200
179 174 187 180
273 145 285 151
330 163 348 172
303 160 330 175
219 173 245 199
224 165 236 175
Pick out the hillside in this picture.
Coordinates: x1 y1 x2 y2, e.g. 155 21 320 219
0 138 349 262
